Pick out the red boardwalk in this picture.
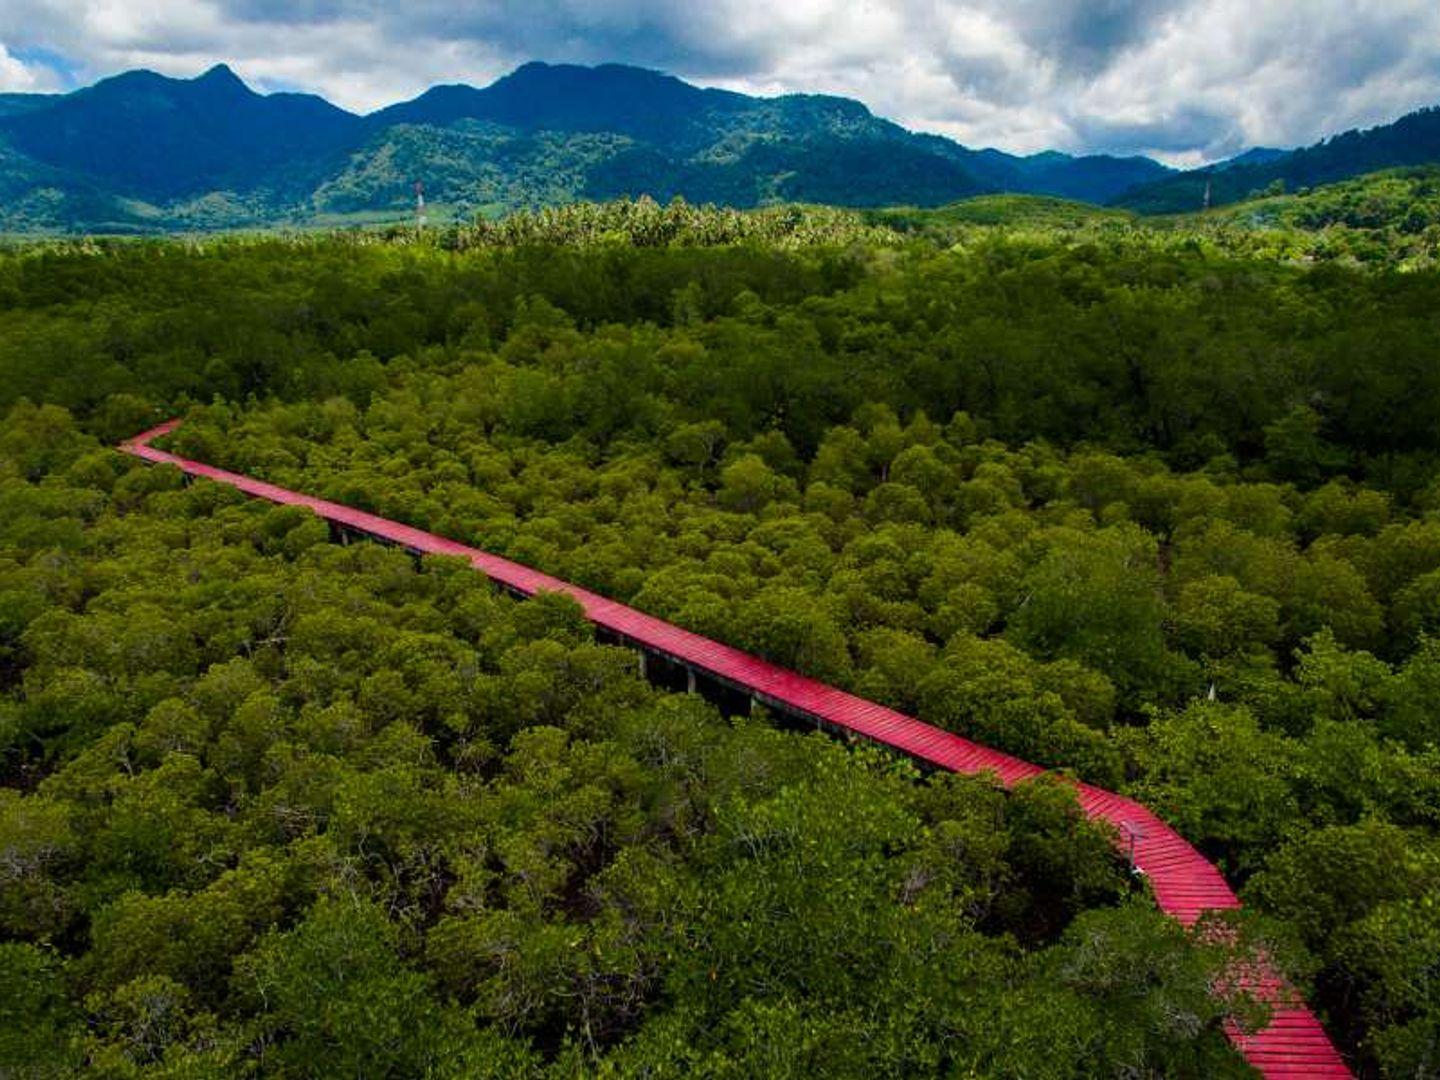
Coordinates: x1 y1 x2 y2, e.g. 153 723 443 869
122 420 1351 1078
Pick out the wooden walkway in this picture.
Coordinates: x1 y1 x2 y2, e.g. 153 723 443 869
121 419 1351 1077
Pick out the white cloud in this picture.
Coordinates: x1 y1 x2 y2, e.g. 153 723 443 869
2 0 1439 160
0 42 65 92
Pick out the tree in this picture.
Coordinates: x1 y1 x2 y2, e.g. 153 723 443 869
0 943 81 1076
235 897 479 1078
1391 569 1440 651
1126 702 1300 875
664 420 728 478
1041 904 1260 1078
1263 405 1349 486
738 588 851 683
1007 525 1171 699
1282 554 1384 650
1383 635 1440 749
1171 575 1281 660
717 455 798 515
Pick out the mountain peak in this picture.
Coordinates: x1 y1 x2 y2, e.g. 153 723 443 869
488 60 721 105
191 63 255 102
373 59 746 139
1217 146 1289 171
196 62 242 85
508 60 668 79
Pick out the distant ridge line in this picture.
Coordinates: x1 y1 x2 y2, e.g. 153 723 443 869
121 418 1352 1078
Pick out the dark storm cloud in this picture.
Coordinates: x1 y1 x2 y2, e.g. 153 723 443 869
1 0 1438 162
980 0 1187 75
221 0 779 76
1072 105 1241 159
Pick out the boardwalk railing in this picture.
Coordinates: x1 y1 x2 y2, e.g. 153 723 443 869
121 419 1351 1078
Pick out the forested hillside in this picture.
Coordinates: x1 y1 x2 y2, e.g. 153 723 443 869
2 209 1438 1076
869 173 1440 269
0 62 1171 234
1193 167 1440 264
1118 106 1440 214
6 58 1440 234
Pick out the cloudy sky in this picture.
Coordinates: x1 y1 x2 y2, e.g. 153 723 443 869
1 0 1438 164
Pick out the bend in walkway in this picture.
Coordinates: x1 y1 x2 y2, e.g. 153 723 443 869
120 420 1351 1078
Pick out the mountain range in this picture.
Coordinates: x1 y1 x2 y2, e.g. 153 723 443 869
1114 107 1440 213
0 62 1173 233
0 60 1434 233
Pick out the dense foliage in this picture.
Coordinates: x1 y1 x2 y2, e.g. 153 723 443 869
0 409 1266 1077
3 200 1440 1075
867 194 1134 231
869 176 1440 270
455 198 897 250
1193 168 1440 268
